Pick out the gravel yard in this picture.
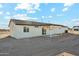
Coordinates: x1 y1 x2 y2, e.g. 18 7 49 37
0 33 79 56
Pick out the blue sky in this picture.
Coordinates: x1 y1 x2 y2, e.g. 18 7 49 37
0 3 79 28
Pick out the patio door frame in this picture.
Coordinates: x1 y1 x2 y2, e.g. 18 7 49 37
42 28 46 35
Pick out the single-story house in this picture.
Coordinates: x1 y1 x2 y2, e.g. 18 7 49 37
68 26 79 35
72 26 79 31
9 19 68 39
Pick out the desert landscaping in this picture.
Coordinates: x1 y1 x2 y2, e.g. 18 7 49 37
0 33 79 56
0 29 10 39
0 26 79 56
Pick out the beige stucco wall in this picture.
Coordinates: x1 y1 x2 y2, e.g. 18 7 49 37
68 29 79 35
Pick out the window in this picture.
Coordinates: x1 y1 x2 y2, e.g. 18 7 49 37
74 29 79 31
23 27 29 32
42 28 46 35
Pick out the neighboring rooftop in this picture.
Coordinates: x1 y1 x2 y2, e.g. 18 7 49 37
73 26 79 28
9 19 68 28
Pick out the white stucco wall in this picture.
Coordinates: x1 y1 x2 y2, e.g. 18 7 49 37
11 25 43 39
9 21 15 37
68 30 79 35
47 27 68 35
10 23 68 39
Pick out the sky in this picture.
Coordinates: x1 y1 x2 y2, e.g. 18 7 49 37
0 3 79 28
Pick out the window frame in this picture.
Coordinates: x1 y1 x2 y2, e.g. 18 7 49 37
23 27 29 32
74 29 79 31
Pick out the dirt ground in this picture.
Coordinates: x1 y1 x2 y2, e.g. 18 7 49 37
0 33 79 56
0 32 10 39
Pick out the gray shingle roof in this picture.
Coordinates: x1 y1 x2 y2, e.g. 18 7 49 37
9 19 68 27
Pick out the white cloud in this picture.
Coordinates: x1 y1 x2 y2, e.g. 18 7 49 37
71 19 79 26
42 16 48 19
12 14 38 21
42 16 45 19
34 3 41 11
0 24 9 29
0 11 3 15
48 15 53 18
75 22 79 25
30 17 38 20
63 18 79 27
71 19 79 22
0 0 78 3
27 10 36 13
62 3 74 12
15 3 32 10
12 14 28 20
15 3 40 13
51 8 55 12
42 15 53 19
64 3 74 7
4 16 11 19
71 19 79 25
0 4 2 8
62 7 68 12
6 12 10 15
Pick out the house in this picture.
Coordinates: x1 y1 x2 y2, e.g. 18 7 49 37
72 26 79 31
9 19 68 39
68 26 79 35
